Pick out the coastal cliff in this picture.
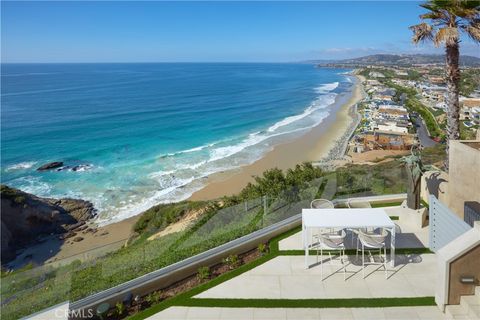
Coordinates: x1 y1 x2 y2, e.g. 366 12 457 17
0 185 96 264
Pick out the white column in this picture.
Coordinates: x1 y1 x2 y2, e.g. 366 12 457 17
304 222 309 269
390 226 395 267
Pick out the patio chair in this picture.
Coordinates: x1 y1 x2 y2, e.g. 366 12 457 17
310 198 335 238
347 199 372 208
310 199 334 209
347 228 374 249
345 199 373 247
314 229 347 281
358 228 388 279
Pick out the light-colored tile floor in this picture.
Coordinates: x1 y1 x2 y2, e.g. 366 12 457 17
279 207 430 251
147 306 450 320
195 255 436 299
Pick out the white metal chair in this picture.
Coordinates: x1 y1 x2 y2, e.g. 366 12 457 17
357 228 388 279
345 199 373 247
310 199 335 239
347 199 372 208
350 226 381 248
310 199 334 209
314 229 347 281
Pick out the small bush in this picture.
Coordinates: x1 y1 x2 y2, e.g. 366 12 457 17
258 243 268 255
223 254 240 270
197 266 210 281
115 301 125 316
14 196 26 204
145 291 162 305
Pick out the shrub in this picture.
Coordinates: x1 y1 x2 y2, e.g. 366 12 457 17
257 243 268 255
14 196 26 204
145 291 162 305
238 162 323 200
133 201 210 234
115 301 125 316
197 266 210 281
223 254 240 270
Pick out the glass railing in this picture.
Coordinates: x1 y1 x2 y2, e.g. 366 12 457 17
1 166 407 320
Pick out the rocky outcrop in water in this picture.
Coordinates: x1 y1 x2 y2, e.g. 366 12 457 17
37 161 64 171
0 185 96 264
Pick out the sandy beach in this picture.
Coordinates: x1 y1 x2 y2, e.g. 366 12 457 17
10 74 365 268
189 74 365 200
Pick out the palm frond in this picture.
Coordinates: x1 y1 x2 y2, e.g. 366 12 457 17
460 0 480 11
450 6 479 19
429 0 454 11
420 1 440 12
420 11 447 21
434 27 459 46
410 22 435 44
464 24 480 42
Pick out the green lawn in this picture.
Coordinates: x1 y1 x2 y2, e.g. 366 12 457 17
371 201 403 208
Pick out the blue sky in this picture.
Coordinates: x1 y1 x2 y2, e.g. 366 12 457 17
2 1 479 63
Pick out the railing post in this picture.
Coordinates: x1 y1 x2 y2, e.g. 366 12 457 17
262 195 268 227
263 195 268 215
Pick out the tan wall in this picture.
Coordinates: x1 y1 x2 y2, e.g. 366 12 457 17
448 245 480 305
448 141 480 219
421 170 449 206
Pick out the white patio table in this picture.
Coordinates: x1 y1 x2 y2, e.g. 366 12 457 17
302 208 396 269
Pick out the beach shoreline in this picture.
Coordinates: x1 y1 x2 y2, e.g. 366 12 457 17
8 73 365 267
189 73 365 201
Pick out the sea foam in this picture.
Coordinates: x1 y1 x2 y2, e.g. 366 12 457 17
315 82 339 93
94 83 340 225
5 162 37 171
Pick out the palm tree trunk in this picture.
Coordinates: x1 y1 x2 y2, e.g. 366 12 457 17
444 41 461 171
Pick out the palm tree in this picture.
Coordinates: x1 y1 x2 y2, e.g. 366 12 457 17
410 0 480 170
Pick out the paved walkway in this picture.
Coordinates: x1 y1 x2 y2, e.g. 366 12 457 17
148 306 448 319
195 255 436 299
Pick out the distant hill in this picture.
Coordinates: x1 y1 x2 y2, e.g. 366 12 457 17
314 54 480 67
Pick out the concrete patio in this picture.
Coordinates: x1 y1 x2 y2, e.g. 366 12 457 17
147 306 448 319
146 206 444 320
195 254 436 299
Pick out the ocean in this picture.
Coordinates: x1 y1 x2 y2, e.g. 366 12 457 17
1 63 353 224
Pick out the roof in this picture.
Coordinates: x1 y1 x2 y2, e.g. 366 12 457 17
374 130 412 136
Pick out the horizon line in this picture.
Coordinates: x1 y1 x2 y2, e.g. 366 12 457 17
2 53 479 65
1 61 309 64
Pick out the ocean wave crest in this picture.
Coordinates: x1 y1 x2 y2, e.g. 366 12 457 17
163 142 216 158
5 161 37 171
8 176 52 196
315 82 339 94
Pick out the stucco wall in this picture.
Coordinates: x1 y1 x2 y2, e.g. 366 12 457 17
448 141 480 219
448 244 480 305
